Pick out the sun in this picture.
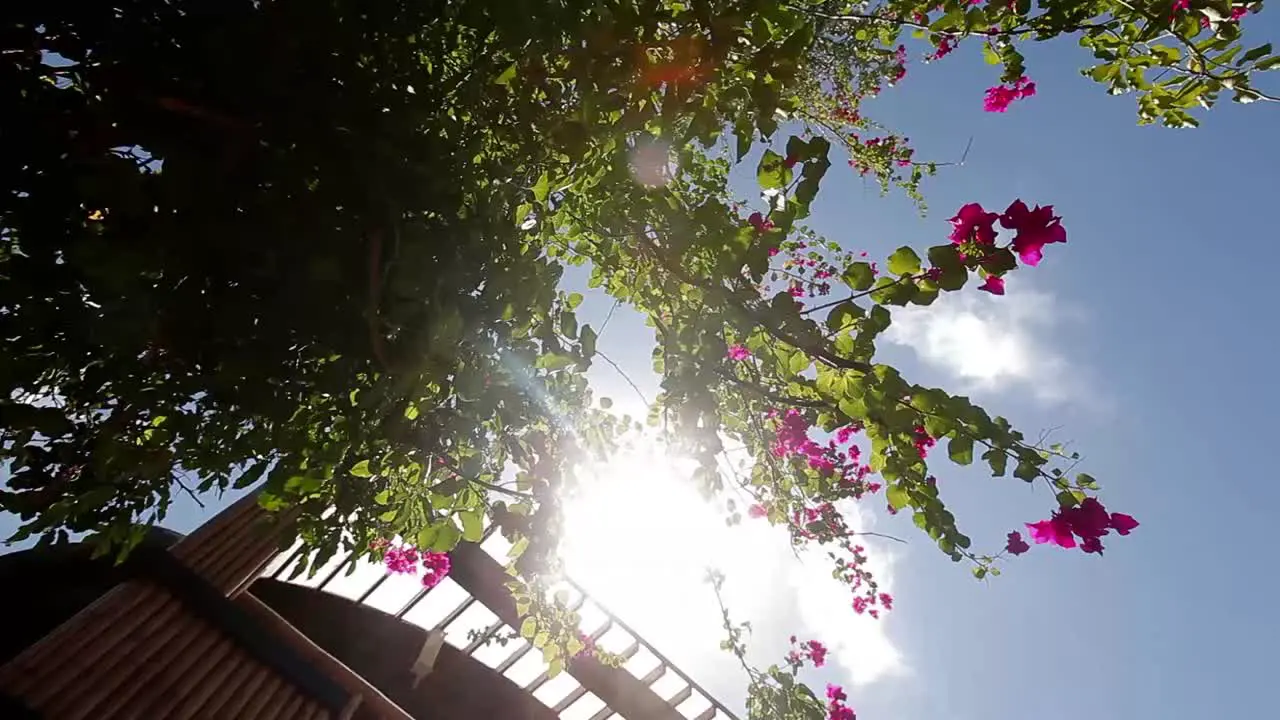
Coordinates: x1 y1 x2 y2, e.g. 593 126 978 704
556 440 778 649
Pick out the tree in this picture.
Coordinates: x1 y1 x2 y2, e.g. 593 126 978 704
1 1 1272 717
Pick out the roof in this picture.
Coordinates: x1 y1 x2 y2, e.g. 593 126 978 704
263 528 740 720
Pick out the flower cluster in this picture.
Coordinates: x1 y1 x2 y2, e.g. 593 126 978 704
911 425 936 458
748 211 775 233
946 198 1068 293
785 636 829 668
375 539 452 588
769 410 875 492
1025 498 1139 555
727 343 751 361
826 684 857 720
983 76 1036 112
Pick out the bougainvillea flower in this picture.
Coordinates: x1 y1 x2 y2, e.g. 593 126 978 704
1109 512 1140 535
805 640 829 667
421 550 451 588
948 203 999 245
1001 199 1066 266
748 211 774 232
1027 516 1076 548
1005 530 1030 555
983 76 1036 112
1063 497 1111 540
1080 536 1105 555
748 503 768 519
727 344 751 361
978 275 1005 295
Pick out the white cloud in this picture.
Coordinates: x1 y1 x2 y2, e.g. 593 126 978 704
560 449 906 698
882 279 1087 405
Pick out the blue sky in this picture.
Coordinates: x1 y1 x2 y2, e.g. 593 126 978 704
5 15 1279 720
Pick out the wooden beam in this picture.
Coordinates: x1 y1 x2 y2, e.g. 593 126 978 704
448 543 685 720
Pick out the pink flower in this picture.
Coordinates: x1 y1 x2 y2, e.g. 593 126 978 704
748 212 774 233
748 503 768 519
1027 517 1076 548
983 76 1037 112
1063 498 1110 540
421 550 451 588
826 683 857 720
1005 531 1030 555
1110 513 1140 536
978 275 1005 295
1081 536 1105 555
727 344 751 361
835 424 861 444
878 592 894 610
932 36 957 60
805 640 829 667
1027 499 1137 554
949 203 999 245
788 283 806 298
384 546 420 574
1000 200 1066 266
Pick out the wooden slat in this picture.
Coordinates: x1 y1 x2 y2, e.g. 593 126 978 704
448 542 685 720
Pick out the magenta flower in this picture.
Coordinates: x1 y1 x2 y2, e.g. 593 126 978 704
1081 536 1105 555
1027 516 1076 548
1064 498 1111 540
1110 512 1140 536
983 76 1036 112
421 550 451 588
948 203 999 245
1001 200 1066 266
727 344 751 361
805 640 829 667
1028 499 1138 554
1005 531 1030 555
748 503 768 519
748 212 774 233
978 275 1005 295
384 546 420 574
878 592 894 610
835 424 861 444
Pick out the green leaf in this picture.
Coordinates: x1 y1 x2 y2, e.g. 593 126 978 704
494 62 518 86
887 246 922 276
1242 43 1272 65
460 510 484 542
536 352 575 371
887 484 910 511
788 352 810 375
520 617 537 639
350 460 372 478
566 292 584 310
843 262 875 290
579 325 598 358
1013 459 1040 482
756 149 792 190
983 448 1008 477
826 302 863 331
532 172 551 203
948 435 974 465
432 521 462 551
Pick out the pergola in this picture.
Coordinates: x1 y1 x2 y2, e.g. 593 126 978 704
0 491 740 720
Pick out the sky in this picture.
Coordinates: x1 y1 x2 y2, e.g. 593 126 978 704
5 15 1280 720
